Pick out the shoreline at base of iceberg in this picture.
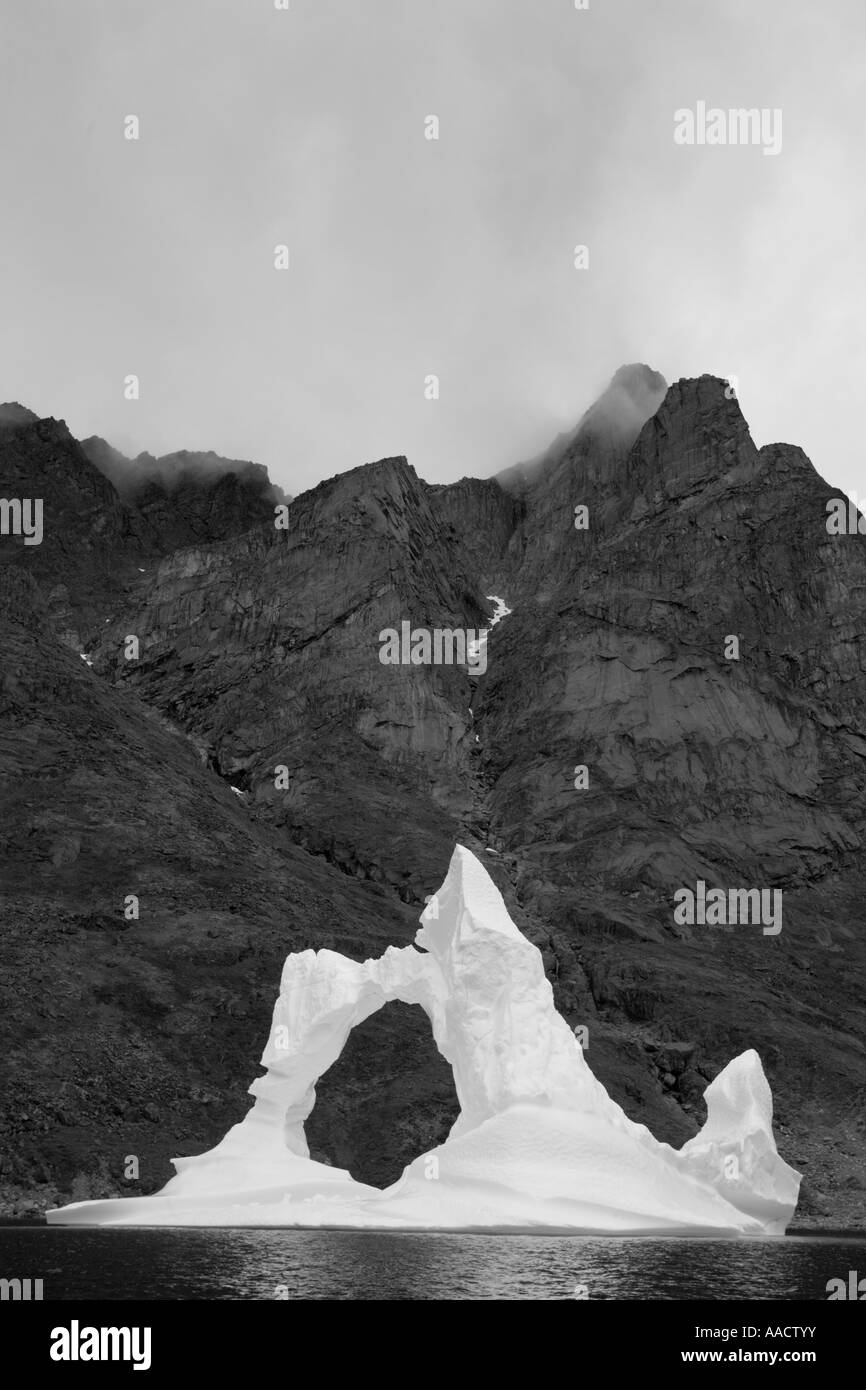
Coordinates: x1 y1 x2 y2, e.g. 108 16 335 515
48 846 801 1234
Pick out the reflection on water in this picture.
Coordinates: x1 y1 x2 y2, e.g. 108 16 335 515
0 1227 863 1300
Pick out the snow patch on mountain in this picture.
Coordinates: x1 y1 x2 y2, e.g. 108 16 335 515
486 594 512 625
467 595 512 667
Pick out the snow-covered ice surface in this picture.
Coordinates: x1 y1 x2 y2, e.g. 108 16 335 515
47 846 800 1233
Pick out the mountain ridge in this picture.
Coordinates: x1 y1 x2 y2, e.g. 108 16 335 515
1 368 864 1225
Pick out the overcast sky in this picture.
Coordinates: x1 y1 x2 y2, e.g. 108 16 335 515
1 0 864 502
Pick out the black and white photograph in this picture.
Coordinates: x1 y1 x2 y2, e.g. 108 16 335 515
0 0 864 1356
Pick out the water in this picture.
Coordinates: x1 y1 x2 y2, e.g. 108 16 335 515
1 1226 864 1300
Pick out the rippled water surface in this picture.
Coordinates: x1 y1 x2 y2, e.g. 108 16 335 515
1 1226 864 1299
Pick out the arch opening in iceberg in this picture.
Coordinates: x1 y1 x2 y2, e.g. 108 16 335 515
305 1000 461 1189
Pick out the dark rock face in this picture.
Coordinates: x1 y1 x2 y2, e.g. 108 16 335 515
427 476 524 591
89 454 493 903
0 416 150 646
473 377 866 1216
1 370 865 1224
81 437 290 550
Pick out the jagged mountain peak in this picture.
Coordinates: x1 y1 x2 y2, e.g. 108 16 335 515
324 454 415 490
76 434 289 551
0 402 40 429
498 363 668 496
81 437 281 499
610 362 667 393
626 373 760 498
289 455 425 528
574 362 668 449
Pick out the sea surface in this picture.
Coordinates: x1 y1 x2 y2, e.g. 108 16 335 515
1 1225 864 1300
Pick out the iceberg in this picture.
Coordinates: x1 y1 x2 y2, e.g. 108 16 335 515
48 846 800 1232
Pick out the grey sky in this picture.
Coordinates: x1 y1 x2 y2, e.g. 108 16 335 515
1 0 863 503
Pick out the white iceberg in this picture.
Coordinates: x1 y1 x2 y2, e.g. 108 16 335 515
47 846 800 1232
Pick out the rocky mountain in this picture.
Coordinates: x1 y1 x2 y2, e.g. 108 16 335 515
0 402 39 430
0 415 149 647
81 437 290 551
1 370 864 1225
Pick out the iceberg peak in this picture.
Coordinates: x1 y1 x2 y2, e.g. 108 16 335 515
48 846 800 1233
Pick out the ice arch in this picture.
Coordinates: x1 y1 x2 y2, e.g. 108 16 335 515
48 847 801 1232
164 845 620 1195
